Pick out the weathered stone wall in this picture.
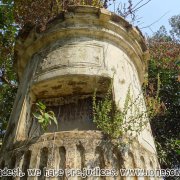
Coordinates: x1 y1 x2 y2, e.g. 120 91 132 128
1 132 159 180
0 6 160 180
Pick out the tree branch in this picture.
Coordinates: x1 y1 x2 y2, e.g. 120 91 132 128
0 74 17 88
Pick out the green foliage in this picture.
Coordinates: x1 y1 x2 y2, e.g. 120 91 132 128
0 85 17 137
93 85 148 144
147 23 180 170
0 0 18 138
169 14 180 40
144 73 164 117
33 101 58 131
93 87 123 139
176 140 180 155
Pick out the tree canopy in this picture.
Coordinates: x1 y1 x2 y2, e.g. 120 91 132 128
147 27 180 169
0 0 17 138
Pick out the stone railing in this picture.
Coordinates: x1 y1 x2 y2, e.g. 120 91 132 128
0 131 159 179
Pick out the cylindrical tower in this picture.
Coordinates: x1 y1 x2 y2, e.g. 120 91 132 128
0 6 160 179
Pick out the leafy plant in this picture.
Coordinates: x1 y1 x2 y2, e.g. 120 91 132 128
92 84 148 145
146 25 180 171
33 101 58 131
143 73 165 118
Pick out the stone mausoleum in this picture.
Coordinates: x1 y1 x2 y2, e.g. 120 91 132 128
0 6 160 180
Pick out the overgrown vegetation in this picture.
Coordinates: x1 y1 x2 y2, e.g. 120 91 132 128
14 0 109 31
146 26 180 170
33 101 58 131
0 0 18 139
14 0 152 31
93 85 148 145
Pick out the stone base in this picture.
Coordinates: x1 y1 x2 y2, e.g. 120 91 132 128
0 131 160 180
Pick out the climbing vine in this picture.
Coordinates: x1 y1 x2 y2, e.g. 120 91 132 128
92 84 149 145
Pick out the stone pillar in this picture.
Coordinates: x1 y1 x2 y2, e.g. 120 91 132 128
0 6 160 180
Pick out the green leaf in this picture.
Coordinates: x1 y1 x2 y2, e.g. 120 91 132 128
33 113 42 119
48 111 55 116
176 150 180 155
38 117 44 123
53 116 58 125
44 112 50 120
36 101 46 110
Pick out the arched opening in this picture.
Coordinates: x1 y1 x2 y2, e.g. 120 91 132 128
59 146 66 180
21 150 32 180
38 147 48 180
